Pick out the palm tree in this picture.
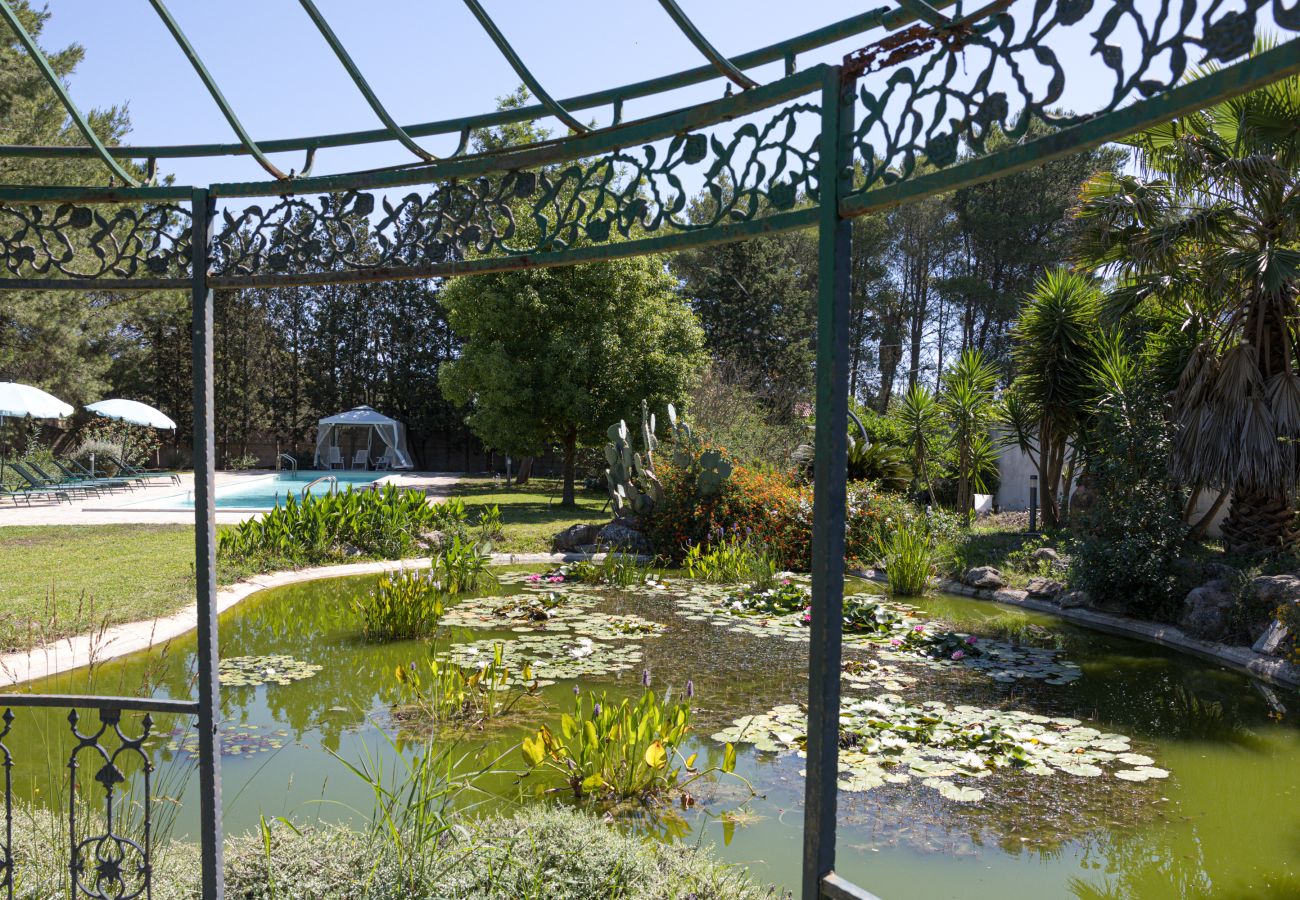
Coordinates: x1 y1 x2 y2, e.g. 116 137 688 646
1075 41 1300 554
941 349 1002 525
896 383 941 504
1008 269 1105 529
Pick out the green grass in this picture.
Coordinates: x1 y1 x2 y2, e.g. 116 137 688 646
0 524 268 653
944 521 1062 589
0 476 611 652
450 476 608 554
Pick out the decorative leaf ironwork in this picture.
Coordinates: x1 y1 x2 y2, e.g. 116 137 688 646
0 203 191 281
211 102 822 277
849 0 1300 193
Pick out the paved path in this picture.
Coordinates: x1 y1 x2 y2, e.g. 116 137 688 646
0 470 461 527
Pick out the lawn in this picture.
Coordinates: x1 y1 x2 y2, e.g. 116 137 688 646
0 524 199 652
451 476 608 553
0 478 611 651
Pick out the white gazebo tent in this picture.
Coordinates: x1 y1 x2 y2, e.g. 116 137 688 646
314 406 413 469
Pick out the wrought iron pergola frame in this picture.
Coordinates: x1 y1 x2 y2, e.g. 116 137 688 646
0 1 1297 897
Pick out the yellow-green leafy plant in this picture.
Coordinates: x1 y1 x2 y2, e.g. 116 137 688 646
355 570 446 641
683 536 775 587
519 679 748 804
393 642 535 729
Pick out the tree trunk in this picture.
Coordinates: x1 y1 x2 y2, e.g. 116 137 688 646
515 456 534 486
1222 487 1299 556
560 429 577 508
1190 489 1229 542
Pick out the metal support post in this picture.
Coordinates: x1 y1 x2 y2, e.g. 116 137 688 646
190 187 224 900
802 64 854 900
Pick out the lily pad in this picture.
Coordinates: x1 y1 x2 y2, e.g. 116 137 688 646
219 655 321 687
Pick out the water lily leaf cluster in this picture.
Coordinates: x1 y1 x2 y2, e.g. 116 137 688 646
841 659 917 692
446 634 645 686
879 636 1082 684
218 655 322 687
442 588 667 641
711 695 1166 804
162 723 291 757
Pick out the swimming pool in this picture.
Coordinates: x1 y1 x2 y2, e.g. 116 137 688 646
135 471 384 511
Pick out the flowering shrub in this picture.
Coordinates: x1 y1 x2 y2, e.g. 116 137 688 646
648 458 942 573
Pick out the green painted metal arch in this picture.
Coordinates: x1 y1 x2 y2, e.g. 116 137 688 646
657 0 758 90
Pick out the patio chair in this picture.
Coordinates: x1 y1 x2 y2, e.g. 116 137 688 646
27 461 126 495
48 459 136 492
373 448 395 471
8 462 82 501
103 454 182 485
326 447 345 470
351 449 370 470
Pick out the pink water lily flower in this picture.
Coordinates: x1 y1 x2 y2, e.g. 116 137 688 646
889 638 903 648
526 574 543 583
548 575 565 583
965 635 978 645
913 625 925 633
951 650 966 661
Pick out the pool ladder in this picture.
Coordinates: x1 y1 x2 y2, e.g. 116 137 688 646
277 453 298 478
300 475 337 497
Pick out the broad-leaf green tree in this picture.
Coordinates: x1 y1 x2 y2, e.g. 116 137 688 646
439 257 706 506
1075 41 1300 554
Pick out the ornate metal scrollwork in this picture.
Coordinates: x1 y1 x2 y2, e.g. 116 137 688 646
68 709 154 900
212 102 822 277
849 0 1300 193
0 202 191 281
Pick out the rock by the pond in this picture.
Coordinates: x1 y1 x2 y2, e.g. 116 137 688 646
1251 574 1300 605
553 523 602 552
1026 578 1064 600
963 566 1004 590
1058 590 1091 609
1031 547 1061 564
597 520 652 553
1179 578 1235 639
1253 620 1291 656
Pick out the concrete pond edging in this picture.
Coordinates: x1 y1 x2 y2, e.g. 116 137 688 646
6 552 1297 693
0 551 605 688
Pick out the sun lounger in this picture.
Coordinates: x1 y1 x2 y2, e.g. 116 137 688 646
8 463 83 501
30 460 131 494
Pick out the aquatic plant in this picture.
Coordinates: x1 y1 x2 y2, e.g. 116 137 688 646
430 535 494 594
217 484 442 567
725 579 808 616
713 696 1168 804
393 642 535 729
683 536 775 585
219 654 322 687
520 685 745 805
474 503 504 544
874 514 940 596
355 570 446 641
544 554 663 588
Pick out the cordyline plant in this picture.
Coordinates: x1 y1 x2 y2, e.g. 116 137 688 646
1074 38 1300 554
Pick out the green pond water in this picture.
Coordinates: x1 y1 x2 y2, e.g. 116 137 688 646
7 568 1300 899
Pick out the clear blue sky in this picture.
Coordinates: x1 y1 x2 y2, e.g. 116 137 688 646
38 2 1259 189
43 1 895 187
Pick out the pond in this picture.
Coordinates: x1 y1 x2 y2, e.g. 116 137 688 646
7 567 1300 898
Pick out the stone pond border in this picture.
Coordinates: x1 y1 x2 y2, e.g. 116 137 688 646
0 551 603 688
855 569 1300 692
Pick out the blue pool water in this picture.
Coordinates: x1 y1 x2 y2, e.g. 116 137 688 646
143 471 383 510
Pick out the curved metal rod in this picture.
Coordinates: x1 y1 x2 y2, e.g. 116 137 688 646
891 0 953 28
0 0 139 185
297 0 436 162
459 0 590 134
146 0 288 179
657 0 758 91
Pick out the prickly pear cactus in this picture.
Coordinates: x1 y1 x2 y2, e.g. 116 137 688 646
604 401 664 516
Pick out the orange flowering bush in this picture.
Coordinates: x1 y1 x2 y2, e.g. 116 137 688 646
648 458 940 572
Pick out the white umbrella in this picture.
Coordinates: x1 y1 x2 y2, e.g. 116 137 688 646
0 382 73 483
86 398 177 430
86 399 176 474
